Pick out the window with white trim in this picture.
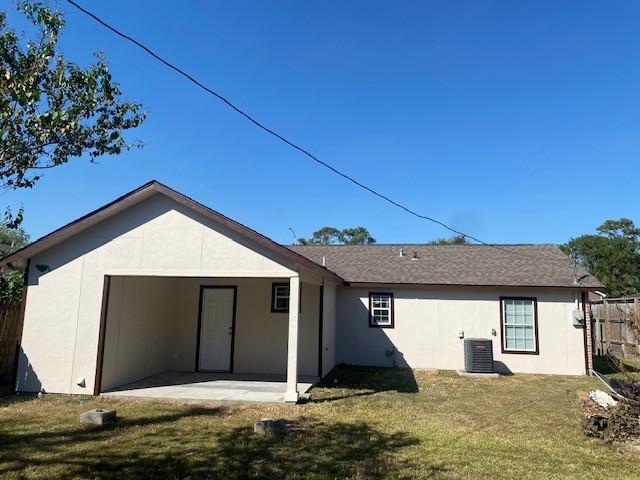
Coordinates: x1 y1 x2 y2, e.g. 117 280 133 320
502 297 537 353
369 292 393 328
271 283 289 313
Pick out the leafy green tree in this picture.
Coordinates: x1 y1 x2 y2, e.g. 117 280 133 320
0 268 24 302
0 1 146 189
562 218 640 297
429 235 470 245
298 226 376 245
0 208 29 302
0 208 27 252
596 218 640 240
298 227 340 245
338 227 376 245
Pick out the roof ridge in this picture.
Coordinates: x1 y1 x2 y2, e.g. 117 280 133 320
289 243 560 247
0 180 343 281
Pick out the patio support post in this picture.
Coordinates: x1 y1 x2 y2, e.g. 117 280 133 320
284 275 301 402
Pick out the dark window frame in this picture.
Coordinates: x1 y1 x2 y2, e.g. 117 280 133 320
499 296 539 355
368 292 394 328
271 282 290 313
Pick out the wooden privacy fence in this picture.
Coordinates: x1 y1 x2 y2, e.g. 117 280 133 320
591 297 640 358
0 301 21 392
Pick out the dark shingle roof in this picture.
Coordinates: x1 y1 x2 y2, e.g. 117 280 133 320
289 244 603 289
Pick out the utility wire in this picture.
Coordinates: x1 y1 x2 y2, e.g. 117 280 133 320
65 0 571 265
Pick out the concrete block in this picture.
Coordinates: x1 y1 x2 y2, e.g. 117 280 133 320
456 370 500 379
80 409 116 426
254 418 286 436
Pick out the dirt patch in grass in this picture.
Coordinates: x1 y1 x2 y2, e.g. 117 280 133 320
1 367 639 479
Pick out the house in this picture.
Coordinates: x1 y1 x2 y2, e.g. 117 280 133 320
1 181 602 402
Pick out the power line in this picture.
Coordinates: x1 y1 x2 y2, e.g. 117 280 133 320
64 0 570 265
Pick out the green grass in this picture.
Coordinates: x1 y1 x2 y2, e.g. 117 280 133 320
1 367 639 479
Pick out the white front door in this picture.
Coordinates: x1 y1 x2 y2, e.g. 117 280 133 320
198 287 235 372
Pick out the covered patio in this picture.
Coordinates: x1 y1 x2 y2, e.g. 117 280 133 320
96 273 335 403
102 371 318 403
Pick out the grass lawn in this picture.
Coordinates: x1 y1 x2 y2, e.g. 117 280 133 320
1 367 639 479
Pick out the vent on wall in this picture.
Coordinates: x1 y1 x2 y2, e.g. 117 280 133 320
464 338 494 373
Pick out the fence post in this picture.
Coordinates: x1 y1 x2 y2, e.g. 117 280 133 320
635 298 640 356
603 300 610 354
594 306 601 355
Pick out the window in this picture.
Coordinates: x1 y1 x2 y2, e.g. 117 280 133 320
369 292 394 328
501 297 538 354
271 283 289 313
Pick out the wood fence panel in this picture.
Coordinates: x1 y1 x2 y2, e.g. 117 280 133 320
0 301 21 391
590 298 640 358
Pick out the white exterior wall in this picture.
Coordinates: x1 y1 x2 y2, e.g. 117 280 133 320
16 193 303 394
336 286 587 375
321 280 338 376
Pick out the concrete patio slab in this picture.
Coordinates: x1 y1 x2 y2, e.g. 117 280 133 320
101 371 318 403
456 369 500 379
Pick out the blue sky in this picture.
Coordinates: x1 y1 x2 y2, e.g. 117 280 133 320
3 0 640 245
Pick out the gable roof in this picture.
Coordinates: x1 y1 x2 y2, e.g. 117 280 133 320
0 180 342 280
289 244 603 289
2 181 603 290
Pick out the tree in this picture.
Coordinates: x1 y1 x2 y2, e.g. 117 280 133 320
0 208 27 252
298 227 340 245
0 208 29 302
0 1 146 189
597 218 640 240
298 226 376 245
339 227 376 245
429 235 470 245
561 218 640 297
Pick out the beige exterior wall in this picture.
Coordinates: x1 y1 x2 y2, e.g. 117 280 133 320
336 286 587 375
320 280 338 377
15 189 588 394
166 277 320 378
15 193 317 394
101 277 177 391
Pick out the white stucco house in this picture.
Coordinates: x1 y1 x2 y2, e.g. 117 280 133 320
1 181 602 402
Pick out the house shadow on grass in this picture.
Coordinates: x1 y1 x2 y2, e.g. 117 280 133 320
308 364 420 403
0 405 222 448
0 404 436 479
212 418 429 479
0 405 223 477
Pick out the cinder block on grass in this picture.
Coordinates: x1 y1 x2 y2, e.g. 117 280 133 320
254 418 286 435
80 409 116 426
